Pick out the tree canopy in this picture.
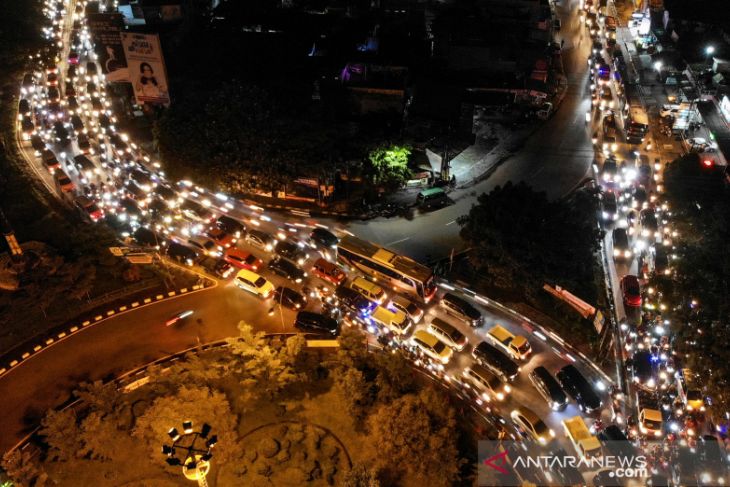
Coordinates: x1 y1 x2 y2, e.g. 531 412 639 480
366 145 412 190
458 181 601 299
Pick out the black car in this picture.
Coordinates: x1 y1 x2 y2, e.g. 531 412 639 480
90 96 103 111
30 134 46 153
86 61 98 75
217 215 245 238
268 256 307 283
335 286 377 317
18 99 32 117
274 240 309 265
310 228 338 248
598 425 635 459
118 198 143 219
472 342 520 382
53 121 70 144
273 286 307 310
630 350 657 391
156 184 178 205
698 435 726 486
166 242 199 265
653 245 669 275
440 293 483 327
133 226 163 248
70 114 84 131
294 311 339 336
556 364 603 414
199 256 233 279
98 113 111 130
592 469 624 486
77 133 91 153
529 366 568 411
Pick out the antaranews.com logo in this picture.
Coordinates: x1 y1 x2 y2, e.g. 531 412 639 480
478 441 648 486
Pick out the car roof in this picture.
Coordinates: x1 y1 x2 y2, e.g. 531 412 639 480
412 330 441 347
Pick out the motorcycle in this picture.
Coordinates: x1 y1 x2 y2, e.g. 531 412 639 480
165 310 194 327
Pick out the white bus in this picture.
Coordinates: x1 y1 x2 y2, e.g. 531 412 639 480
337 235 438 303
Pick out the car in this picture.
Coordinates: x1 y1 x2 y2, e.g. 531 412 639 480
41 149 60 172
639 209 658 239
117 197 144 220
463 365 511 401
427 318 467 351
274 240 309 265
597 425 635 459
600 192 618 221
74 195 103 222
85 61 98 76
612 228 631 260
46 72 58 86
370 305 410 335
66 65 77 80
187 236 219 256
591 39 603 56
156 184 179 206
630 350 658 391
86 81 98 96
180 199 215 224
206 227 236 249
599 87 613 109
553 18 561 31
234 269 274 298
472 341 520 382
410 330 453 365
245 229 276 251
556 364 603 414
147 197 169 219
440 293 483 327
486 324 531 361
21 118 35 137
272 286 308 310
70 115 84 132
334 286 377 318
294 311 339 336
90 96 103 111
601 157 618 182
620 274 641 307
511 406 554 444
77 133 92 154
126 181 150 203
597 63 610 83
53 121 70 144
47 86 60 102
108 133 129 154
18 98 32 117
133 227 164 248
224 248 263 271
129 168 155 191
310 228 338 248
311 258 346 285
198 256 234 279
53 169 75 193
165 241 200 266
653 244 670 276
68 50 79 64
30 134 46 153
216 215 245 238
268 256 307 283
592 469 625 486
529 366 568 411
698 435 727 486
388 294 424 324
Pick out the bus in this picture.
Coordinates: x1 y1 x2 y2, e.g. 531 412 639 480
337 235 438 303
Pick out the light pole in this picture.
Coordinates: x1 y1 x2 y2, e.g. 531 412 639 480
161 421 217 487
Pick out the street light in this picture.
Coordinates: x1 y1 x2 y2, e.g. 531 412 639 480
653 61 663 72
706 45 715 67
161 421 216 487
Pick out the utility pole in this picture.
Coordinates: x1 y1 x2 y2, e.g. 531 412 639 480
440 125 452 182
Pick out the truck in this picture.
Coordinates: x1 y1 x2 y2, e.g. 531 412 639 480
486 324 532 361
563 416 602 459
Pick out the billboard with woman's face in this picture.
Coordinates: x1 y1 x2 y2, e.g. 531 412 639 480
121 32 170 106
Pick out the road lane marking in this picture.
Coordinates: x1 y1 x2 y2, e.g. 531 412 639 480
446 220 456 225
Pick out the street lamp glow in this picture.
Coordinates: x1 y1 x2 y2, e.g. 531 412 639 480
653 61 663 72
706 46 715 56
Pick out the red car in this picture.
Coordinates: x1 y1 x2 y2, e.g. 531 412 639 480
207 227 236 249
620 275 642 307
224 248 263 271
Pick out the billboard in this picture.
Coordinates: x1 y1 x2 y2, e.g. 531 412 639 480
121 32 170 106
87 13 129 82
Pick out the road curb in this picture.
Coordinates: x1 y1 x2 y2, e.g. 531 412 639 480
0 281 215 379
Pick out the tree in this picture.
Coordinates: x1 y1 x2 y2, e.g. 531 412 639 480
39 409 82 462
77 411 134 462
73 381 125 420
226 322 301 400
663 152 724 216
133 386 240 462
458 182 600 299
372 350 417 403
334 327 370 369
366 145 412 190
368 387 462 486
332 367 375 421
1 449 43 487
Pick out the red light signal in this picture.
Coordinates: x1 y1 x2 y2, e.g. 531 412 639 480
703 159 714 167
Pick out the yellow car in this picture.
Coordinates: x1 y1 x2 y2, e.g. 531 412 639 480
511 406 555 445
234 269 274 299
410 330 453 365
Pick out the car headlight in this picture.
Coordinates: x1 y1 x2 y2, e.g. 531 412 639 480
613 249 620 257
